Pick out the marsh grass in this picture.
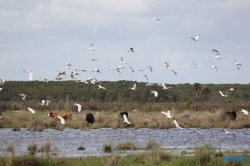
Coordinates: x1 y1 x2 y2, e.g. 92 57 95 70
107 155 119 166
116 142 137 150
28 142 37 155
6 143 14 155
1 102 250 129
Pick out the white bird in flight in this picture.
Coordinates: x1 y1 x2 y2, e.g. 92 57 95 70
151 91 158 97
28 107 35 114
92 69 102 73
89 59 99 61
191 35 200 41
192 62 202 68
22 69 30 73
140 74 148 80
153 18 160 21
98 85 105 89
20 93 27 101
123 114 131 124
57 116 65 124
74 103 82 112
161 83 171 90
223 129 235 137
212 49 218 52
86 44 95 51
164 62 170 69
171 70 177 75
240 109 249 115
215 53 221 60
229 88 234 91
120 57 127 64
149 66 153 72
65 62 72 69
161 110 173 118
181 65 189 69
129 66 135 75
219 91 229 97
173 120 183 129
28 71 34 81
211 66 218 71
130 83 136 90
127 47 135 52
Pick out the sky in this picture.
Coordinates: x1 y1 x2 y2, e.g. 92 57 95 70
0 0 250 84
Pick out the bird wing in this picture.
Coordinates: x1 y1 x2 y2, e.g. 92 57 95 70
123 114 131 124
57 116 65 124
219 91 224 96
41 100 45 105
166 110 172 118
28 107 35 114
162 83 166 89
174 120 183 129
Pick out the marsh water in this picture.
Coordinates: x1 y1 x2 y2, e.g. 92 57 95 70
0 128 249 157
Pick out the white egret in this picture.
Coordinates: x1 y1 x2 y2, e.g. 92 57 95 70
140 74 148 80
123 114 131 124
240 109 249 115
98 85 105 89
219 91 229 97
86 44 95 51
28 107 35 114
173 120 184 129
127 47 135 52
191 35 200 41
74 103 82 112
151 91 158 97
161 110 172 118
20 93 27 101
130 83 136 90
57 116 65 124
162 83 171 90
223 129 235 137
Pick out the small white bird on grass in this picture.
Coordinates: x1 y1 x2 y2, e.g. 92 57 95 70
28 107 35 114
86 44 95 51
74 103 82 112
173 120 183 129
151 91 158 97
240 109 249 115
130 83 136 90
191 35 200 41
123 114 131 124
161 110 172 118
219 91 229 97
57 116 65 124
223 129 235 137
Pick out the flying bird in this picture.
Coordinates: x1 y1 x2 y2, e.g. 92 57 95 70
40 77 48 83
181 65 189 69
123 114 131 124
129 66 135 75
20 93 27 101
28 71 34 81
130 83 136 90
98 85 105 89
171 70 177 75
173 120 184 129
120 57 127 64
223 129 235 137
28 107 35 114
212 49 218 52
92 69 102 73
164 62 170 69
153 18 160 21
140 74 148 80
161 110 173 118
192 62 202 68
229 88 234 91
191 35 200 41
21 69 30 73
86 44 95 51
211 66 218 71
149 66 153 72
151 91 158 97
215 53 221 60
240 109 249 115
65 62 72 69
74 103 82 112
219 91 229 97
161 83 171 90
89 59 99 61
127 47 135 52
57 116 66 124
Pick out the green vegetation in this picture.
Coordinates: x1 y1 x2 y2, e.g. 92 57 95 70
0 145 249 166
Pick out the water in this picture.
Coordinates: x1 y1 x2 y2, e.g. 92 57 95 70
0 128 249 157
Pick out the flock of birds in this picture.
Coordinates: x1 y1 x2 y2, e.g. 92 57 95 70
0 18 247 135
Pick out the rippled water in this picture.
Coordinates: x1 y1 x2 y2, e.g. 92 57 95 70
0 128 249 157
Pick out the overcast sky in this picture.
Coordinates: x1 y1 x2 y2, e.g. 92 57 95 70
0 0 249 84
